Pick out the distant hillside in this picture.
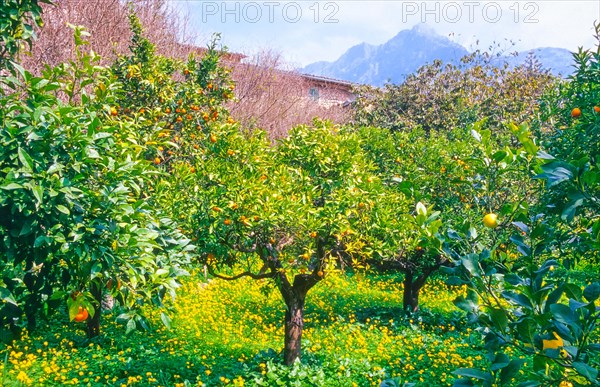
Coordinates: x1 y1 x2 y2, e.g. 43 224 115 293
303 25 574 86
495 47 575 77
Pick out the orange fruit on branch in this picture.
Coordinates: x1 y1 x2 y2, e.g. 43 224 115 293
483 213 499 228
74 307 89 322
571 107 581 118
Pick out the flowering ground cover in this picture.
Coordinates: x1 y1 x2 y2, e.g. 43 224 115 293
1 273 491 386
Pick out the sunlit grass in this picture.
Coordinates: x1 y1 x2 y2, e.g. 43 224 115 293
1 273 486 386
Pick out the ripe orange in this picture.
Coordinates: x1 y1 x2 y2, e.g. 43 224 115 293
165 107 171 114
183 69 190 75
110 107 118 116
310 231 317 238
223 219 232 226
543 332 563 350
209 134 217 143
483 213 499 228
594 106 600 113
317 270 324 277
571 107 581 118
74 307 89 322
227 149 235 156
302 253 310 260
153 157 161 165
176 116 183 122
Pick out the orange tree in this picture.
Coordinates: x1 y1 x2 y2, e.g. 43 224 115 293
187 121 380 365
442 41 600 384
447 122 599 386
108 12 235 227
344 126 450 312
0 24 192 340
350 124 506 312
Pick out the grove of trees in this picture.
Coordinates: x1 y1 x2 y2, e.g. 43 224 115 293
1 1 598 386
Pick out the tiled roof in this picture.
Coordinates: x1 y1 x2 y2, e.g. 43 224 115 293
299 73 357 87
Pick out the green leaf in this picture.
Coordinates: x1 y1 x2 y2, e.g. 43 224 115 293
31 184 43 205
534 161 574 187
490 353 510 371
1 183 24 190
68 301 81 321
499 359 524 385
126 318 136 334
454 290 479 313
572 362 598 382
0 287 18 306
562 197 585 221
18 147 34 173
56 205 70 215
501 291 533 309
583 283 600 302
416 202 427 216
550 304 578 325
489 308 508 332
453 368 492 382
461 254 482 277
160 312 172 330
515 382 541 387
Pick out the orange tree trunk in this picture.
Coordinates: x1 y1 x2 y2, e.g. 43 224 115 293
86 284 102 338
276 270 320 365
403 271 421 313
283 294 306 365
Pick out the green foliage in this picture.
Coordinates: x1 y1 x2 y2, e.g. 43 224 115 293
0 24 192 339
0 0 50 70
444 96 599 386
353 53 556 135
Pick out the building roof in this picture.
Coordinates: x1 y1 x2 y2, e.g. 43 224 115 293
299 73 357 88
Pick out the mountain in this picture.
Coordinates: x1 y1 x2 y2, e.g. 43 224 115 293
495 47 575 77
302 25 574 86
303 25 468 86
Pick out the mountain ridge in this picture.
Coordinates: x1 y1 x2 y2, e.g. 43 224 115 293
302 25 573 86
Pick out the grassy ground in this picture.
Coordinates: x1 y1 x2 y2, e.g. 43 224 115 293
1 273 491 386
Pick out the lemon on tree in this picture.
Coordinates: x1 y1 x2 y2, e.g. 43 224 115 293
483 213 499 228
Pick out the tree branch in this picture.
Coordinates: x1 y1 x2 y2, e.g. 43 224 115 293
209 269 275 281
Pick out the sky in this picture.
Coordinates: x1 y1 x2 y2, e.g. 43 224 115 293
174 1 600 68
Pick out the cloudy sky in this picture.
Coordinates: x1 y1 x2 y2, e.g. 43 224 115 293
175 1 600 67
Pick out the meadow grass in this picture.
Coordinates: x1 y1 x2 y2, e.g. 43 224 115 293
0 273 489 386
